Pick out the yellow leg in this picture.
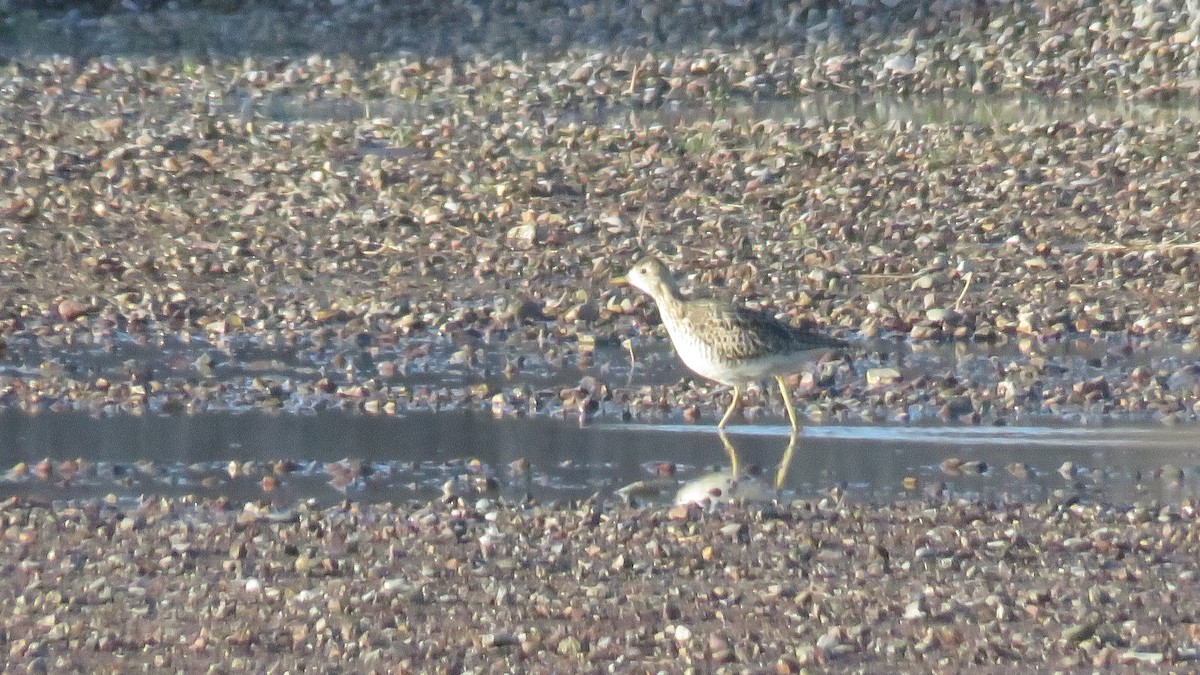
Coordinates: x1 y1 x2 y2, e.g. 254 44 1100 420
774 428 799 490
717 385 742 430
718 429 740 477
775 375 800 431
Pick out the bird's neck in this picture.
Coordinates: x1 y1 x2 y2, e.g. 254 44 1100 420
653 285 686 320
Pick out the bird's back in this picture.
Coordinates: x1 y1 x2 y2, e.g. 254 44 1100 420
659 298 845 383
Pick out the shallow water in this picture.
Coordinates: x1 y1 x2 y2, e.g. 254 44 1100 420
1 409 1197 507
4 330 1200 507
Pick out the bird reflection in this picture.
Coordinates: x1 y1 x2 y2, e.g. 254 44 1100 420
674 428 800 505
719 427 799 489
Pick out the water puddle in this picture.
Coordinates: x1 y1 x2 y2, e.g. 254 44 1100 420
1 410 1196 508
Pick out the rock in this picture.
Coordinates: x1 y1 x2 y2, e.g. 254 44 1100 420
910 323 940 340
866 367 902 386
57 299 87 322
884 53 916 74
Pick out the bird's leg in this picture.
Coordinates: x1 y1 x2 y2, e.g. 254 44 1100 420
623 338 637 387
774 427 799 490
775 375 800 432
718 429 740 477
953 270 974 312
718 385 742 430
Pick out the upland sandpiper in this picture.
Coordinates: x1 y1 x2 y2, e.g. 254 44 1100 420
623 256 846 430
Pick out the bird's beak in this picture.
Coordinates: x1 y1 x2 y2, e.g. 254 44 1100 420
611 275 628 286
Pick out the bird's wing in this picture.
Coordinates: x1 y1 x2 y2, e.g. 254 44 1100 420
679 300 846 362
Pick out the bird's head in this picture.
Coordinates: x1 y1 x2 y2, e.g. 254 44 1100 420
622 256 676 300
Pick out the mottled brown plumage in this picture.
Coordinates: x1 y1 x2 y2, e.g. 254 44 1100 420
625 256 846 429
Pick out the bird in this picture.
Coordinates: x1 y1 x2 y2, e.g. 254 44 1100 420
622 255 846 431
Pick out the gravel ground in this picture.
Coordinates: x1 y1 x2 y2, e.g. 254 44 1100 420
4 0 1200 671
4 494 1200 672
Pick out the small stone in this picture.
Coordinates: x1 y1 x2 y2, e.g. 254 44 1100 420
904 600 925 620
506 223 540 248
884 53 916 74
57 299 87 322
1160 464 1185 485
482 633 518 648
1062 621 1098 645
941 396 974 418
1007 462 1032 480
961 460 987 475
667 503 696 521
910 324 939 340
940 457 963 475
911 274 936 290
866 367 902 386
556 636 582 656
815 631 840 651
